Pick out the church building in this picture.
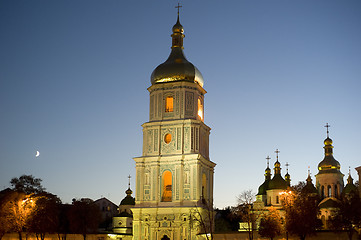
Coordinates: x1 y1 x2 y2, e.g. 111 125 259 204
131 8 216 240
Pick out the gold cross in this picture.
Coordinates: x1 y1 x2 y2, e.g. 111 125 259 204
266 156 270 168
175 3 182 16
275 149 280 161
324 123 330 137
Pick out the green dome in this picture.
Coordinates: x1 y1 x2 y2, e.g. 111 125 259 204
120 188 135 206
257 179 270 195
268 174 288 190
342 174 357 196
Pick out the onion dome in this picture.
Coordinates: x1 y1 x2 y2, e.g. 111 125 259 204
269 160 288 190
342 170 358 197
120 187 135 206
302 170 318 195
317 136 341 174
258 157 272 195
150 14 204 87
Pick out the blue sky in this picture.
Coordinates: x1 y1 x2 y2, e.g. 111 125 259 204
1 0 360 208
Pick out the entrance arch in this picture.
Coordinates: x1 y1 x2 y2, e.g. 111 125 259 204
161 235 170 240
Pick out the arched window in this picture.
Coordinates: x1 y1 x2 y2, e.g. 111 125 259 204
202 173 207 199
165 96 173 112
327 185 332 197
197 98 203 121
321 186 325 198
162 171 172 202
335 185 338 198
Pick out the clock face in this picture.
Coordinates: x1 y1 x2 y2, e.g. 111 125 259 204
118 221 122 226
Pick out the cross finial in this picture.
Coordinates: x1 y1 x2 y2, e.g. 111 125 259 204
175 3 182 16
275 149 280 161
324 123 330 138
285 162 289 173
128 175 131 188
266 156 270 168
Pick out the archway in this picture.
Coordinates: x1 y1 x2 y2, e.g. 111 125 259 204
161 235 170 240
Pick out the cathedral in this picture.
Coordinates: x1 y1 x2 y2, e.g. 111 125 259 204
130 8 216 240
254 124 359 229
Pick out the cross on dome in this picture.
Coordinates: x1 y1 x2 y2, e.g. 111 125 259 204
175 3 182 16
324 123 330 138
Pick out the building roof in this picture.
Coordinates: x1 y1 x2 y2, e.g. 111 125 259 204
150 15 204 87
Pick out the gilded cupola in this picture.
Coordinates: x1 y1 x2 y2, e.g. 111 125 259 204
317 124 341 174
150 11 204 87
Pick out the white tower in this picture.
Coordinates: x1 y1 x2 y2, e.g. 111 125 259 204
132 8 216 240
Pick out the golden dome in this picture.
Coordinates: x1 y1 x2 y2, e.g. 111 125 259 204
324 137 333 146
150 16 204 87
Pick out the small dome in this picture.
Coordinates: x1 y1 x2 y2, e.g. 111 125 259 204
324 137 333 146
172 18 184 33
120 188 135 206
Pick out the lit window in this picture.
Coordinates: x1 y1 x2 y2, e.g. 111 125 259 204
165 96 173 112
162 171 172 202
197 98 203 120
327 185 332 197
164 134 172 144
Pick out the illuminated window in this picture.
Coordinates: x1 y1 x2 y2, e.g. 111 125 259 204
165 96 173 112
162 171 172 202
197 98 203 120
327 185 332 197
164 134 172 144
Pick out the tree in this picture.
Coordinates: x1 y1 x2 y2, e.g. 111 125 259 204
0 190 38 240
68 198 101 240
258 207 282 240
191 199 215 240
234 190 256 240
329 190 361 240
10 175 45 194
281 186 321 240
28 193 62 240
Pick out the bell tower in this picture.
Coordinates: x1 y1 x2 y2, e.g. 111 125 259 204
132 6 216 240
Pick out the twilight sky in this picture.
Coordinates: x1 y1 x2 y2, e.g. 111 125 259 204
1 0 360 208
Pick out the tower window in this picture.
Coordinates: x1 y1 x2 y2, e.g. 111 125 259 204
334 185 338 198
197 98 203 121
162 170 172 202
327 185 332 197
165 96 174 112
202 173 207 200
164 133 172 144
321 186 325 198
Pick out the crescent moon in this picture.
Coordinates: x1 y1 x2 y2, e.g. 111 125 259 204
35 151 40 157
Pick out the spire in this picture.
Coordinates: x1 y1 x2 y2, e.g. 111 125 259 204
325 123 330 138
306 166 312 183
126 175 132 196
172 3 184 49
323 123 333 156
317 123 341 174
347 167 353 184
265 156 271 180
285 162 291 186
274 149 281 175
